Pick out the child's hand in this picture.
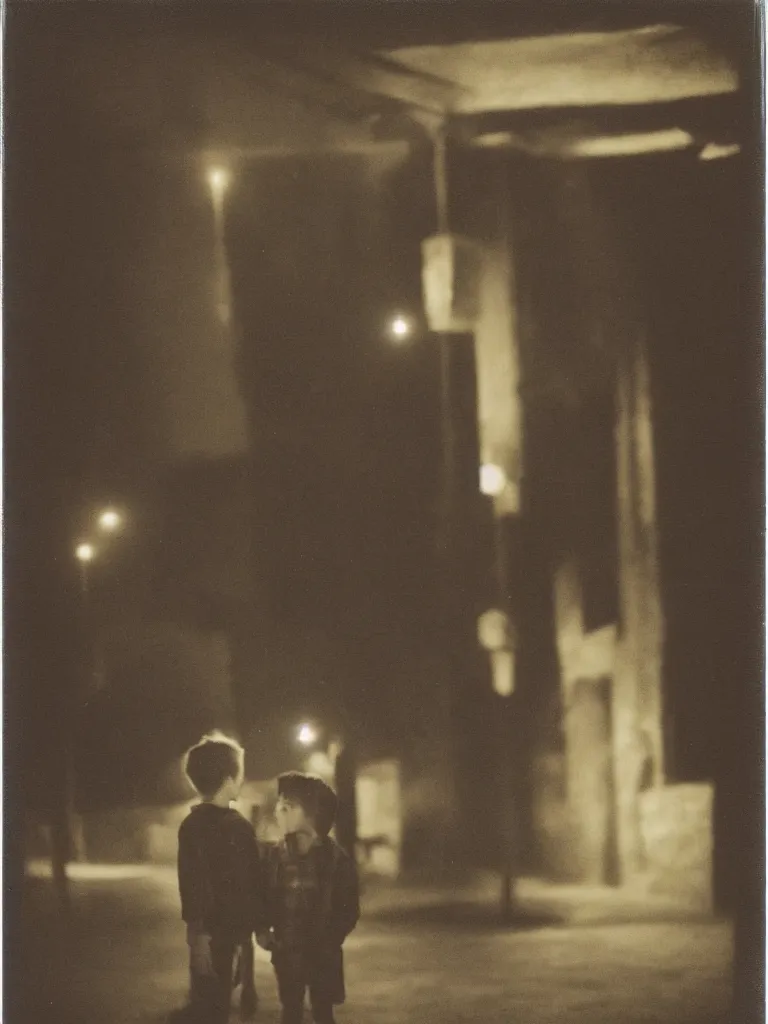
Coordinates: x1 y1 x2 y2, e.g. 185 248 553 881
190 933 216 977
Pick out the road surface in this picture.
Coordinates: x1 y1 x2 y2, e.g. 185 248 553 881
19 864 732 1024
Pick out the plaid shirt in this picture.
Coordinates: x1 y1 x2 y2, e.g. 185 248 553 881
275 835 323 951
262 834 360 1005
263 834 359 952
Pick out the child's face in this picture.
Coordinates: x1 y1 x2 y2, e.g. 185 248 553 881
275 795 313 837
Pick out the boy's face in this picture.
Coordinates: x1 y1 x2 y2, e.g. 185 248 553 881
275 795 313 837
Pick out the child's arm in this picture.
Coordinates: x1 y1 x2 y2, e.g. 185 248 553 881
178 828 212 935
177 827 215 975
328 850 360 947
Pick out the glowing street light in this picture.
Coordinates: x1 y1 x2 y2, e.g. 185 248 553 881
207 166 230 193
297 723 318 747
97 508 123 534
75 542 96 563
207 165 231 202
479 463 507 498
388 314 413 343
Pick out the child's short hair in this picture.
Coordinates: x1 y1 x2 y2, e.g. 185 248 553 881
277 771 338 837
184 732 244 798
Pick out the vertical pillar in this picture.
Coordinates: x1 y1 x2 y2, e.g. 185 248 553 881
614 331 665 881
553 560 618 884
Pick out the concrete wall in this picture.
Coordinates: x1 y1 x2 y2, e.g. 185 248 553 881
639 783 714 911
553 555 715 900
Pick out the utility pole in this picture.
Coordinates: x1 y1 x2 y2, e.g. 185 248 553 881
52 543 95 917
332 738 358 858
493 513 518 923
430 125 464 878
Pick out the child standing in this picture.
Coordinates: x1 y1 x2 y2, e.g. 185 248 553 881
173 733 262 1024
259 772 360 1024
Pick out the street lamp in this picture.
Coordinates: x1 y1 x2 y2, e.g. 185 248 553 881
388 314 413 344
75 542 96 564
55 539 98 904
56 537 102 900
297 723 318 747
207 165 231 203
479 468 519 922
205 164 233 327
97 508 123 534
55 511 130 909
479 463 507 498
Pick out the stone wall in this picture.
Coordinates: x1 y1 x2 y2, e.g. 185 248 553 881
638 783 714 912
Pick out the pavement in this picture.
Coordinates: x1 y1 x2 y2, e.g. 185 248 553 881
18 862 733 1024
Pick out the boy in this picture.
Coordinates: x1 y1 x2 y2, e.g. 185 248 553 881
173 732 261 1024
258 772 360 1024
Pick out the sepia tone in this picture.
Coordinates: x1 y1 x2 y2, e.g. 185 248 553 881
5 3 763 1023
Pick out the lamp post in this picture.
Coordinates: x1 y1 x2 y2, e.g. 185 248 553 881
206 164 233 327
55 508 127 912
385 126 486 877
97 507 123 534
387 313 414 345
52 538 98 914
478 463 518 922
75 539 103 693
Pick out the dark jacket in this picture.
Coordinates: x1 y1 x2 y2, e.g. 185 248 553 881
262 835 360 1004
177 803 262 942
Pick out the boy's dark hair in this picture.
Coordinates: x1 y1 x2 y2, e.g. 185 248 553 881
184 732 244 798
277 771 338 837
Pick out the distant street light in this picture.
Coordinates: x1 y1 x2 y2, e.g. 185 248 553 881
480 463 507 498
57 509 130 908
388 314 413 343
206 164 233 326
75 542 96 564
207 165 231 201
297 723 318 747
97 508 122 533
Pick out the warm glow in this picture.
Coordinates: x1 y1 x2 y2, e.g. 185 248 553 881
699 142 741 161
297 723 318 747
207 166 231 196
97 508 122 533
389 315 412 342
75 542 96 563
568 128 693 159
491 648 515 697
479 463 507 497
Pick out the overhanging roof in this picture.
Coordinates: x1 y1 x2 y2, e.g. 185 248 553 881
383 25 738 113
8 6 746 163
